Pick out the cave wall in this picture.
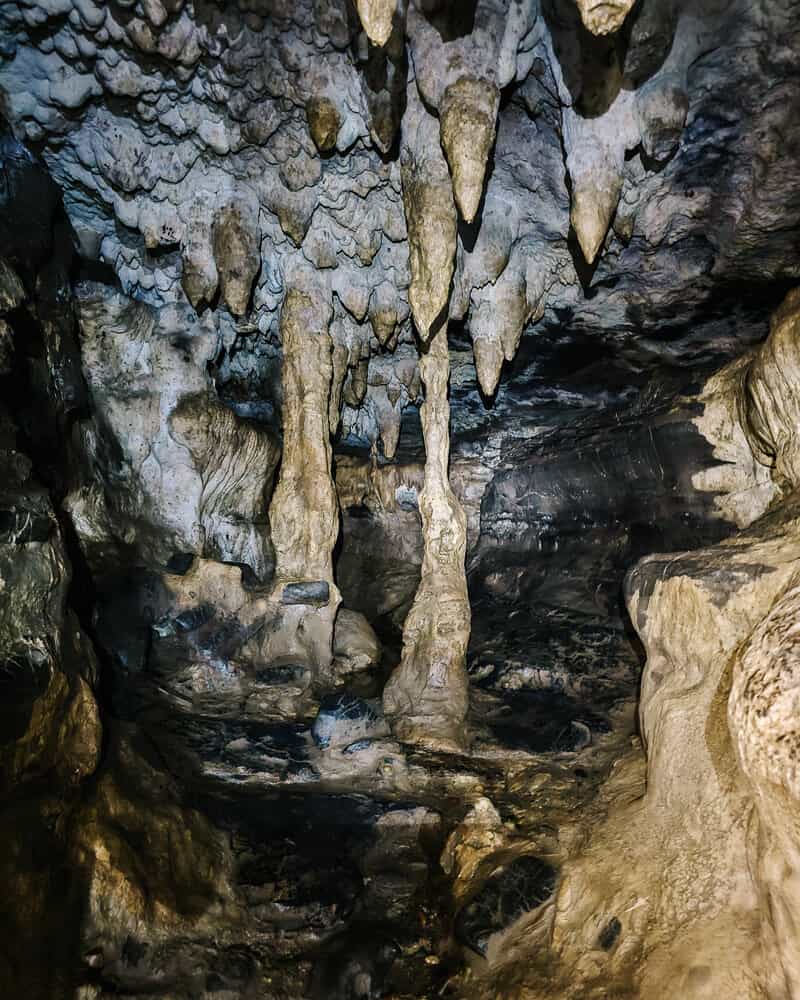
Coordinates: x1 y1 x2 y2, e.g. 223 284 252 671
475 289 800 1000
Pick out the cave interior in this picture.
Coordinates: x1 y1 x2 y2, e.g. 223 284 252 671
1 0 800 998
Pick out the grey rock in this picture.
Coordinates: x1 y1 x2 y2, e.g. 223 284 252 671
282 580 331 606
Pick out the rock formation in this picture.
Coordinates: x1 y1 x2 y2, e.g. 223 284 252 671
383 326 470 749
1 0 800 997
357 0 399 47
470 290 800 999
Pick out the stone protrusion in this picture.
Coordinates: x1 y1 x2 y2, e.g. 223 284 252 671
730 578 800 995
260 284 342 677
569 159 623 265
71 286 277 579
212 200 260 316
181 196 218 310
469 262 533 396
356 0 397 47
306 95 342 153
471 334 505 398
169 394 280 573
563 102 635 265
575 0 636 35
400 86 458 339
439 76 500 224
635 76 689 163
383 325 470 750
270 287 338 585
739 289 800 490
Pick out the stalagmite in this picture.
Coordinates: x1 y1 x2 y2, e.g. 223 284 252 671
401 85 458 340
270 287 337 584
383 325 470 750
261 285 342 676
5 0 800 994
356 0 397 47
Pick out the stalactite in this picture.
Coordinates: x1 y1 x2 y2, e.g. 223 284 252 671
574 0 637 36
439 76 500 225
356 0 398 47
400 83 458 340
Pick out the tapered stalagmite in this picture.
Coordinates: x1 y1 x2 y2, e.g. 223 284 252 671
383 325 470 749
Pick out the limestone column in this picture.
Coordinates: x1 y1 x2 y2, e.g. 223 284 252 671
383 325 470 749
261 286 341 678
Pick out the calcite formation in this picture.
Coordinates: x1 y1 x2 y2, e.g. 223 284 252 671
0 0 794 454
400 83 458 340
439 76 500 225
356 0 398 47
65 286 280 580
383 327 470 749
262 284 341 676
2 1 800 998
574 0 636 35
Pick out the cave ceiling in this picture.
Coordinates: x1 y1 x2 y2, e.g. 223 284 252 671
2 0 799 455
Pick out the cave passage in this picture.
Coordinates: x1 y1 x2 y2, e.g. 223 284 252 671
1 1 800 999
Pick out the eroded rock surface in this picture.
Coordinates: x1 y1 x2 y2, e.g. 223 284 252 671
1 3 800 999
383 327 470 749
467 291 800 1000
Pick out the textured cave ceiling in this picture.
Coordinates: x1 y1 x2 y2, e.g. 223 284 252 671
2 1 800 998
3 0 800 456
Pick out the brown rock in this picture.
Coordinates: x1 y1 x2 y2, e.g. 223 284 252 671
439 76 499 224
355 0 397 47
306 95 342 153
382 326 469 750
260 285 342 677
574 0 636 35
212 201 260 316
401 87 458 339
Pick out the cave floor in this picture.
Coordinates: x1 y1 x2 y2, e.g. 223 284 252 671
89 596 644 999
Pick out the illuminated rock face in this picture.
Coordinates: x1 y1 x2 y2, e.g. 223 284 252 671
2 1 800 997
470 290 800 1000
383 326 470 750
